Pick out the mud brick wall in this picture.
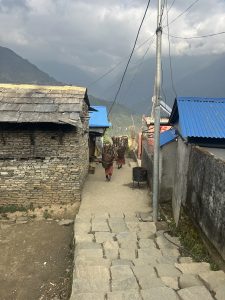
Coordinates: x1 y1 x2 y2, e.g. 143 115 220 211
0 122 89 206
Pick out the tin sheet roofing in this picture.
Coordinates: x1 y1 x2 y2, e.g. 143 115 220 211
160 129 177 147
0 83 88 127
89 106 111 128
169 97 225 138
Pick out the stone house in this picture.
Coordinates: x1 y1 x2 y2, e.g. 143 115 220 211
0 83 90 207
170 96 225 259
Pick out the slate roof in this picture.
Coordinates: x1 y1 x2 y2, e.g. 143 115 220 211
89 106 111 128
169 97 225 139
0 83 89 127
160 129 177 147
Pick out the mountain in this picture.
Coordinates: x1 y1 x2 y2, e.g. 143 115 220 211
37 61 94 87
0 46 59 85
89 95 142 136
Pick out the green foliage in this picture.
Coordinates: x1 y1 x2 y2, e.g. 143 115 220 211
168 214 220 271
0 205 27 214
43 210 52 219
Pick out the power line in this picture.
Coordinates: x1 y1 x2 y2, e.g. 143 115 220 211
89 0 200 90
119 36 156 105
165 0 177 98
166 0 200 27
108 0 152 116
165 30 225 39
87 33 155 89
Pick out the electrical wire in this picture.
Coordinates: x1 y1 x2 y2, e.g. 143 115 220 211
165 0 177 98
88 0 200 90
166 0 200 27
87 33 155 89
165 31 225 39
120 36 156 105
108 0 152 116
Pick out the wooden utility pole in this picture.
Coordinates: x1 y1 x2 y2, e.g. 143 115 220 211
152 0 163 222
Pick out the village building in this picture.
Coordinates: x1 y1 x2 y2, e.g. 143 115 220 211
0 83 90 207
169 96 225 259
88 105 111 160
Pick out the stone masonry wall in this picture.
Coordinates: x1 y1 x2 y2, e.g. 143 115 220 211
0 122 89 206
185 146 225 260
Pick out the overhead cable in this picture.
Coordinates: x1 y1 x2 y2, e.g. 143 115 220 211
108 0 152 116
165 0 177 98
165 31 225 39
166 0 200 27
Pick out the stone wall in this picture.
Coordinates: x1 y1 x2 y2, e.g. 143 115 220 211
185 146 225 260
172 138 191 224
0 122 89 206
141 139 177 202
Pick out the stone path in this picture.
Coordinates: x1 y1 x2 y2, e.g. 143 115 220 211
70 161 225 300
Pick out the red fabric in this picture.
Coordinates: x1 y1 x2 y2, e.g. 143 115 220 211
116 158 125 165
105 164 113 176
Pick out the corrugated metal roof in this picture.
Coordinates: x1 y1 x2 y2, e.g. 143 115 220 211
89 106 111 128
160 129 177 147
170 97 225 139
0 83 88 127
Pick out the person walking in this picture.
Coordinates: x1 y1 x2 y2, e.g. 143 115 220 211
102 142 115 181
113 136 128 169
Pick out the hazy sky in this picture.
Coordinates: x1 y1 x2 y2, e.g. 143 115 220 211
0 0 225 76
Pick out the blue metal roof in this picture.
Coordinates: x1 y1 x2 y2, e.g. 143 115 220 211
170 97 225 139
160 129 177 147
89 106 111 128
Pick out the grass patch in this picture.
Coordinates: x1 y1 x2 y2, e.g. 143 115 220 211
0 205 28 214
161 205 220 271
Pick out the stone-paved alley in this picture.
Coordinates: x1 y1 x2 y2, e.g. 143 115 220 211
70 161 225 300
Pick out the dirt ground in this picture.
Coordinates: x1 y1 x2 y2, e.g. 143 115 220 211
0 220 74 300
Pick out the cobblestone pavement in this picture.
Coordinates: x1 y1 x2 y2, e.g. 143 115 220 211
70 162 225 300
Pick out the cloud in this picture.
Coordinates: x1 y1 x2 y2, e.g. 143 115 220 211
0 0 224 76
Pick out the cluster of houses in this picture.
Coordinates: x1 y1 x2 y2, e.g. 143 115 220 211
0 82 224 262
142 96 225 261
0 83 110 207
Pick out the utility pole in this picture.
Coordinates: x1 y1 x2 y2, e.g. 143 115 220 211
152 0 163 222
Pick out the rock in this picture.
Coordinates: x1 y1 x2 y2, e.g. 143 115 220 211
76 242 102 250
92 221 110 232
95 232 115 243
132 257 158 266
141 287 179 300
139 239 156 249
105 249 119 259
132 265 156 278
75 248 103 259
156 256 178 264
107 290 142 300
138 248 162 259
179 257 193 263
214 285 225 300
73 266 110 293
111 265 138 291
70 292 105 300
119 248 137 260
58 219 74 226
155 264 182 277
175 262 210 275
16 216 29 224
75 256 111 267
179 274 203 288
199 271 225 292
75 234 94 243
139 277 165 289
137 212 153 222
177 286 214 300
109 220 129 233
161 276 179 290
112 259 134 267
